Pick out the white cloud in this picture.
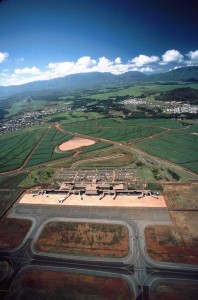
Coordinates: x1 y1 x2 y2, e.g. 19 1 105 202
115 57 122 64
185 50 198 64
3 49 198 86
14 67 41 75
0 55 157 86
0 52 9 63
160 49 183 65
131 54 159 67
76 56 97 68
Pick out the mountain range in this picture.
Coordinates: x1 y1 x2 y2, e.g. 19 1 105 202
0 66 198 99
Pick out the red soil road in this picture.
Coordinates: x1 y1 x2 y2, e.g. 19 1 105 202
7 269 134 300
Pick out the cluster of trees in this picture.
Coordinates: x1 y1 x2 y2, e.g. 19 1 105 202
155 87 198 104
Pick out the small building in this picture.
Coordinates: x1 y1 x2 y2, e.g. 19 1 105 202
85 184 99 195
59 183 73 190
113 183 125 190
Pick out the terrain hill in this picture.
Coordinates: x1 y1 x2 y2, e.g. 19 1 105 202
149 66 198 82
155 87 198 104
0 66 198 99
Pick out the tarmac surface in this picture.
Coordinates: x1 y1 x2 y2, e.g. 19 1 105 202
0 198 197 300
14 203 170 222
19 193 167 208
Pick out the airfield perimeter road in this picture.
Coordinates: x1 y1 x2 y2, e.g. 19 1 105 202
1 202 198 300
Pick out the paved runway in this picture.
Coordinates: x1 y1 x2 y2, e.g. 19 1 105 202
14 204 170 222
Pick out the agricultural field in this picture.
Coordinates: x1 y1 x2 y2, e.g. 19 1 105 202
0 116 197 173
35 221 129 258
6 269 133 300
25 128 112 168
0 128 46 172
0 218 32 250
62 118 184 142
61 117 198 173
25 127 74 168
134 124 198 173
45 111 102 123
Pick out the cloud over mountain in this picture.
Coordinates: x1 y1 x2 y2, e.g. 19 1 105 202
0 49 198 86
160 50 183 65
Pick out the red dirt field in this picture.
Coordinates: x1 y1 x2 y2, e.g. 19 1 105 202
6 269 134 300
0 218 32 250
59 137 95 151
35 222 129 257
145 222 198 264
149 282 198 300
163 183 198 210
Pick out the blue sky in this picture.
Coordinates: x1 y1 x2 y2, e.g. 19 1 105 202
0 0 197 86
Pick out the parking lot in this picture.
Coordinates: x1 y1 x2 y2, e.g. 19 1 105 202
56 168 136 182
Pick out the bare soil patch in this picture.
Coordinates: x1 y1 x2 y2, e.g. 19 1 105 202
35 221 129 258
145 214 198 264
59 137 95 151
163 183 198 210
149 282 198 300
0 218 32 250
6 269 133 300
